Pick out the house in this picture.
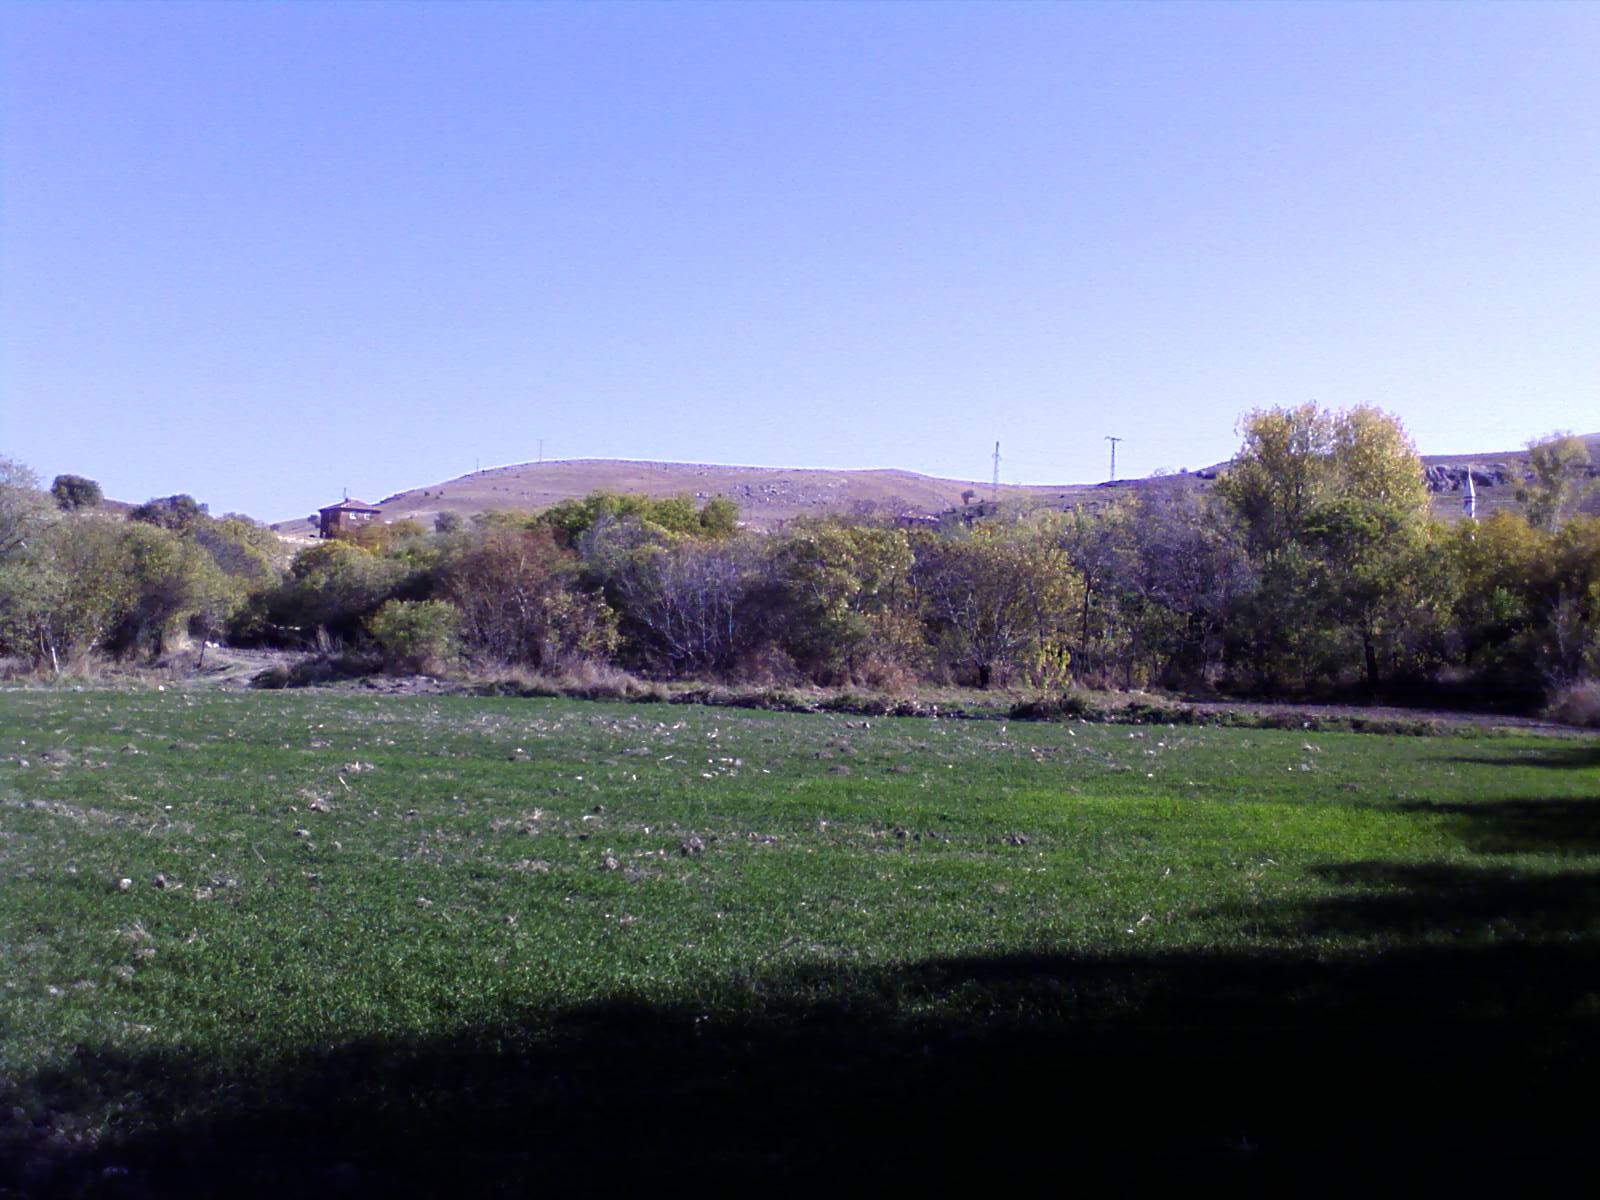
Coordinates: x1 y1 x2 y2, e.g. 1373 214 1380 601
317 499 383 539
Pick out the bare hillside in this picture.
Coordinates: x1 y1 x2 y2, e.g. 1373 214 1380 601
280 459 1125 533
272 433 1600 534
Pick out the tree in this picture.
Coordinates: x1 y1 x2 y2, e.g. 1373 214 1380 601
50 474 103 511
129 493 208 532
763 518 918 683
1125 489 1252 685
1545 516 1600 682
913 524 1080 688
1517 432 1593 531
1052 503 1137 685
193 515 283 585
368 600 460 673
436 524 617 669
115 522 237 658
697 496 740 539
0 518 136 672
273 541 409 646
0 457 51 560
602 537 757 676
1216 404 1431 690
540 491 739 549
1216 403 1427 558
1299 498 1448 689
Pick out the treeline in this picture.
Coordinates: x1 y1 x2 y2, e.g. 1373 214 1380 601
2 406 1597 718
0 467 279 672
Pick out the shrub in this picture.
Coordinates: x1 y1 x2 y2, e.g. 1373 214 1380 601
0 457 51 562
251 665 290 689
367 600 459 674
1546 679 1600 728
437 525 618 669
129 494 208 531
273 540 409 644
50 475 102 511
1009 689 1102 721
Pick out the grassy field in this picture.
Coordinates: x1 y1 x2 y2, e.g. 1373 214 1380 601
1 689 1596 1193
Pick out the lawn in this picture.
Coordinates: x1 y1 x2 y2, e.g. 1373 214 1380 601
2 689 1596 1192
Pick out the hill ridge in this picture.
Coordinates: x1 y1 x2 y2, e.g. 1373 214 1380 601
275 432 1600 535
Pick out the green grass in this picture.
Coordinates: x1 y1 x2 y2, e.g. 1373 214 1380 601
2 690 1597 1192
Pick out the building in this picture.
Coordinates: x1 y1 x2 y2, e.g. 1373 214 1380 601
317 499 383 539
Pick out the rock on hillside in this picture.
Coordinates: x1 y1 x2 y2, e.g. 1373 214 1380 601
1418 431 1600 522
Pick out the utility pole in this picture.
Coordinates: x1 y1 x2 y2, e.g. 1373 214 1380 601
991 441 1001 503
538 439 544 464
1105 436 1122 482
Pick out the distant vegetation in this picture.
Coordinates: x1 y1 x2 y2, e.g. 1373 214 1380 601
0 463 280 672
49 473 102 511
3 407 1598 719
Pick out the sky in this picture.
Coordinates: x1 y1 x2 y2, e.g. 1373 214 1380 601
2 1 1597 520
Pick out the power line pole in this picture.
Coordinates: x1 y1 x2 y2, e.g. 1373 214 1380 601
991 441 1001 503
538 439 544 464
1105 436 1122 482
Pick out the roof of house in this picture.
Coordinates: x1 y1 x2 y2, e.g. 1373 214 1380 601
318 499 381 513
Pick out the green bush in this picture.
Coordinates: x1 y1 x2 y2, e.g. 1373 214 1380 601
367 600 459 673
50 474 102 511
129 494 208 531
274 540 409 644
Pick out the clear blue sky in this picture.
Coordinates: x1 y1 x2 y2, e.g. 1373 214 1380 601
3 1 1597 519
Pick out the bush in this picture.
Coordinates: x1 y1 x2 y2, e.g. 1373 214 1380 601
273 540 409 644
129 494 208 531
251 665 291 689
1009 689 1102 721
50 474 102 511
367 600 459 674
1546 679 1600 728
437 525 617 670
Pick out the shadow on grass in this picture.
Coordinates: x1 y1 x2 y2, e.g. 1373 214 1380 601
7 867 1599 1197
1395 796 1600 855
1380 741 1600 855
1442 742 1600 771
1271 861 1600 938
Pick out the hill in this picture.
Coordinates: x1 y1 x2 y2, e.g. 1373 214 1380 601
273 433 1600 534
278 459 1134 534
1418 430 1600 522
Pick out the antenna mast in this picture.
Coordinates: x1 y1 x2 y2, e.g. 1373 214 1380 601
1105 436 1123 481
991 441 1001 503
